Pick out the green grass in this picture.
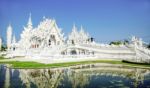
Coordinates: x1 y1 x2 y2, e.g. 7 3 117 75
0 59 150 69
0 56 8 60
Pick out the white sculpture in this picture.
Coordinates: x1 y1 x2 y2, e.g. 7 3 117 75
131 36 143 48
68 24 90 45
68 24 79 45
79 26 89 44
7 24 13 50
12 35 16 44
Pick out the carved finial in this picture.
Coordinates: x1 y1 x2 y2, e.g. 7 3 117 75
43 16 46 19
73 23 77 32
28 13 32 26
12 35 16 44
80 25 84 31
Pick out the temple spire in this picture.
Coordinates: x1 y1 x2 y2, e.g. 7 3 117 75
27 13 32 27
24 13 33 31
7 23 13 50
72 24 77 33
12 35 16 44
80 25 84 33
43 16 46 19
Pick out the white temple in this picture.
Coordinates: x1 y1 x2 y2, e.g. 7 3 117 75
5 14 150 63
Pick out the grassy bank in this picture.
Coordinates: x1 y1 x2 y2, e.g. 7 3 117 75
0 56 8 60
0 59 150 69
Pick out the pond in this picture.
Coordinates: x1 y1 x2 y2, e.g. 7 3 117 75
0 64 150 88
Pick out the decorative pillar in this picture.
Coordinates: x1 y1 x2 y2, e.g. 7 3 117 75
7 24 13 51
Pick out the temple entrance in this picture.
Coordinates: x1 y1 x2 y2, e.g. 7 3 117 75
71 40 75 45
49 40 51 46
71 50 77 55
13 47 15 51
49 35 56 45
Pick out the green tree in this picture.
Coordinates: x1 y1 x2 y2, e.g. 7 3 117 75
1 44 7 51
148 43 150 49
124 39 129 44
109 41 122 45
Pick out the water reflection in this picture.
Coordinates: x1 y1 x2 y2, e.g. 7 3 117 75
0 64 150 88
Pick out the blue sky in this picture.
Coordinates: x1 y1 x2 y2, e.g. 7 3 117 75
0 0 150 43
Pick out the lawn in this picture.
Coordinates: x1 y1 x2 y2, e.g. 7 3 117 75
0 56 8 60
0 58 150 69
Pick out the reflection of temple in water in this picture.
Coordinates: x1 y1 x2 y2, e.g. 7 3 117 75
1 65 150 88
